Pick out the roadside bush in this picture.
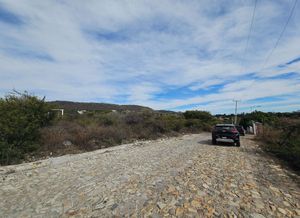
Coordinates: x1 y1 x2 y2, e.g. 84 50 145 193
184 119 201 128
256 125 281 145
6 105 216 165
257 119 300 171
158 115 185 132
40 125 70 151
40 120 131 153
98 113 121 126
52 111 214 150
123 111 153 125
0 91 53 165
183 110 217 132
183 110 214 122
124 112 144 125
239 111 279 127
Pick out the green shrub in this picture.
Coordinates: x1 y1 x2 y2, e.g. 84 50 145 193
0 91 53 165
257 120 300 170
183 110 213 121
98 113 120 126
153 114 184 132
239 111 279 127
39 124 70 152
33 109 216 163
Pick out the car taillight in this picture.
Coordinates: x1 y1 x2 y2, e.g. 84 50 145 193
232 129 238 133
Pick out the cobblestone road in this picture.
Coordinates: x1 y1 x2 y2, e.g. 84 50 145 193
0 133 299 217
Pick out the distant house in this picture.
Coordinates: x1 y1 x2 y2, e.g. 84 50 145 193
77 110 87 115
253 121 263 135
247 121 263 135
51 109 64 118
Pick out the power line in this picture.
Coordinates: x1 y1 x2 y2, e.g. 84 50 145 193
261 0 298 70
242 0 298 99
238 0 258 74
231 1 258 121
235 0 258 101
244 0 258 56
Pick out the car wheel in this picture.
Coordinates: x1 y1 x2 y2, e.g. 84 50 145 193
236 141 241 147
212 138 217 145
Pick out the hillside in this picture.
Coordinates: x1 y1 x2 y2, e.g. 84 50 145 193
48 101 153 112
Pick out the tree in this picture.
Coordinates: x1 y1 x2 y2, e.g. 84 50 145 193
183 110 214 122
0 91 53 165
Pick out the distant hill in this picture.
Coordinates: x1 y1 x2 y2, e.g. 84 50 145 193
48 101 153 112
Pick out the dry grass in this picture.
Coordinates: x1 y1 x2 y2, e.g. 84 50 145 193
36 111 216 160
256 119 300 171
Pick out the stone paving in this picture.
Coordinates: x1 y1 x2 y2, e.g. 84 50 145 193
0 133 299 217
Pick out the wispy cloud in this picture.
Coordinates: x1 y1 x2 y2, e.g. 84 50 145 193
285 56 300 66
0 0 299 113
0 4 23 25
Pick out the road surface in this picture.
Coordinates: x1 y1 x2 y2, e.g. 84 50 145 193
0 133 299 217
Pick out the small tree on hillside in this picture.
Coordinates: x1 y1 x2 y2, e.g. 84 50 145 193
183 110 214 122
0 91 53 165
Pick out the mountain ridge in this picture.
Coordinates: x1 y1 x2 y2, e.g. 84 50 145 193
48 100 153 112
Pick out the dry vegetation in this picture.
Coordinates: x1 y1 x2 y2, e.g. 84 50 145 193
0 92 217 165
1 91 299 169
37 110 216 159
256 118 300 171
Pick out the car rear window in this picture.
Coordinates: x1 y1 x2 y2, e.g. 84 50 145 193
215 126 235 130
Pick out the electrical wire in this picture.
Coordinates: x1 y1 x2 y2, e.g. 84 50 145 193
234 0 258 108
261 0 298 70
244 0 258 56
242 0 298 101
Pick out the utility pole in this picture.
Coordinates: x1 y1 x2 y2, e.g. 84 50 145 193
233 100 241 125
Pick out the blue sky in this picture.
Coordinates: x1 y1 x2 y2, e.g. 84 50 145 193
0 0 300 114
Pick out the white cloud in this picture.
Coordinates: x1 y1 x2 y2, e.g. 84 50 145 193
0 0 299 112
132 78 300 111
189 79 226 91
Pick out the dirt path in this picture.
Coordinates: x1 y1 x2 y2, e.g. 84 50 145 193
0 133 299 217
